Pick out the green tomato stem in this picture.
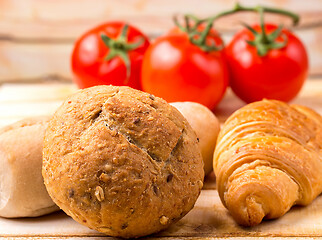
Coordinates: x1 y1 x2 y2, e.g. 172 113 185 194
100 24 144 81
207 2 299 25
173 14 224 52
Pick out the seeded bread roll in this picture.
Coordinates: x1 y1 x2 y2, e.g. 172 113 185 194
43 85 204 238
170 102 220 176
0 117 59 218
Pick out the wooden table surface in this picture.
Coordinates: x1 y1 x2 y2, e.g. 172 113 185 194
0 79 321 239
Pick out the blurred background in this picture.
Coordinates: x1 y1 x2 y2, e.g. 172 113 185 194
0 0 321 84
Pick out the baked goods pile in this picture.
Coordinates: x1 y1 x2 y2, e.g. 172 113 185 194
0 85 321 238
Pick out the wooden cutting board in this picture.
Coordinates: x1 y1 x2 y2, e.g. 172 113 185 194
0 80 321 239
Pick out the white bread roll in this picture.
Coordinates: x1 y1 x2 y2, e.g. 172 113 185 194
0 117 59 218
170 102 220 176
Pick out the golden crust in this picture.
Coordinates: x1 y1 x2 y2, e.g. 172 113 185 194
43 85 204 238
213 99 322 226
0 116 50 135
0 116 59 217
170 101 220 176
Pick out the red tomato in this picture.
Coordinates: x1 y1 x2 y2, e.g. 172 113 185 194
225 23 308 103
71 22 150 89
141 28 229 110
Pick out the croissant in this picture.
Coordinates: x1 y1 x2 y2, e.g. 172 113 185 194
213 99 322 226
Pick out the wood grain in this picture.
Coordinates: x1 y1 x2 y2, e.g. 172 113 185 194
0 0 322 39
0 79 322 127
0 41 72 81
0 190 321 239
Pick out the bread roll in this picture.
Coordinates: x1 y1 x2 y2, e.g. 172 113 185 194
43 85 204 238
170 102 220 176
0 117 59 218
213 99 322 226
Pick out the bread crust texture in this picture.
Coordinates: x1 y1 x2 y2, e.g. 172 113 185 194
213 99 322 226
170 101 220 176
43 85 204 238
0 116 59 218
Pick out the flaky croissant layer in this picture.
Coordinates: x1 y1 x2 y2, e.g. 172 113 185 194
213 99 322 226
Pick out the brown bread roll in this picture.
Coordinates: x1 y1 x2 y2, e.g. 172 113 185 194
170 102 220 176
0 117 59 218
43 85 204 238
213 99 322 226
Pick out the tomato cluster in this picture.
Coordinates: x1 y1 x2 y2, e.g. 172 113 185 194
71 4 308 110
